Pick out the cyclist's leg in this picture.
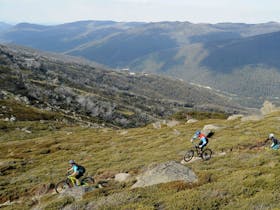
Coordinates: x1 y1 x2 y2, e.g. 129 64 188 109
272 143 280 150
68 176 77 186
75 173 82 186
199 138 208 151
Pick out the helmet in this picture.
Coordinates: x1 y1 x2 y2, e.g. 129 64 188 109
69 160 75 164
195 130 201 135
269 133 274 139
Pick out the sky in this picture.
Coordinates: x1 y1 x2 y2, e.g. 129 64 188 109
0 0 280 25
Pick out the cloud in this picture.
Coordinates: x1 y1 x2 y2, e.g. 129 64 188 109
0 0 279 24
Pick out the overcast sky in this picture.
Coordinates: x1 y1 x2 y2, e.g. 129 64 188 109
0 0 279 25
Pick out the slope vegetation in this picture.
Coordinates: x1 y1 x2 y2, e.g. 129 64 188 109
0 44 243 128
1 100 280 209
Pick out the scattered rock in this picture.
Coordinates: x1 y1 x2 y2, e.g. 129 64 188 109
131 161 197 188
261 101 279 115
173 129 181 135
10 116 16 122
60 186 96 200
227 114 244 121
21 127 32 134
152 121 161 129
186 119 198 123
202 124 223 136
120 130 128 135
166 120 180 127
0 200 21 208
114 173 131 182
241 115 264 122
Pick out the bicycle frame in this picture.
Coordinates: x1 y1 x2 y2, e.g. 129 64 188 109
191 142 203 155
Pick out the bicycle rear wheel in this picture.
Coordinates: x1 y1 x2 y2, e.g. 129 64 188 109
184 150 194 162
81 177 95 186
201 148 212 161
55 180 71 193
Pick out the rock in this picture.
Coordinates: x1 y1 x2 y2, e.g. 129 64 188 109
201 124 223 136
10 116 16 122
152 121 161 129
227 114 243 121
60 186 96 200
131 161 197 188
241 115 264 122
186 119 198 123
261 101 279 115
21 127 32 134
120 130 128 135
173 129 181 135
114 173 131 182
166 120 180 127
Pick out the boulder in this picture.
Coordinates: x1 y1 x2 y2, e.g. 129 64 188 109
114 173 131 182
166 120 180 127
131 161 197 188
227 114 243 121
186 119 198 124
261 101 279 115
60 186 96 200
241 115 264 122
201 124 223 137
152 121 161 129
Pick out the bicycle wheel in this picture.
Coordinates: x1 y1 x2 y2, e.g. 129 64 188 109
184 150 194 162
201 148 212 161
81 177 95 186
55 180 71 193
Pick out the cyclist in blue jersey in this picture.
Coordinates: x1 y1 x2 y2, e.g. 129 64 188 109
191 130 208 152
267 133 280 150
67 160 85 186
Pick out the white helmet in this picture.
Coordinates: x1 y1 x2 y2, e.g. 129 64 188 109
69 160 75 164
269 133 274 139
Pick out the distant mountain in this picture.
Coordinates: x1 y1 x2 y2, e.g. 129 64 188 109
0 22 12 31
0 44 244 128
1 21 280 106
202 31 280 72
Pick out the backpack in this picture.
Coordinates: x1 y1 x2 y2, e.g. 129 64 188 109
77 165 86 174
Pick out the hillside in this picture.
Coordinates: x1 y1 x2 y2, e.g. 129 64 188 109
1 99 280 209
0 44 244 128
1 21 280 106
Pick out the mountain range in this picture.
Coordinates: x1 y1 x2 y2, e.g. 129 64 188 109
1 20 280 107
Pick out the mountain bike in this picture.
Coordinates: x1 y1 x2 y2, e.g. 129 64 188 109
184 142 212 162
55 174 95 193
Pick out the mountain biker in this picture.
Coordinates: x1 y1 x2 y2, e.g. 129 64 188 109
67 160 86 186
267 133 280 150
190 130 208 152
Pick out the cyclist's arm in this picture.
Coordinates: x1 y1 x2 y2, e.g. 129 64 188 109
190 134 198 142
67 167 73 173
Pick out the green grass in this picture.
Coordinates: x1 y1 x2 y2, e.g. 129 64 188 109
1 105 280 209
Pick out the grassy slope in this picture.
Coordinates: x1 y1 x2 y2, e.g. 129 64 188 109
1 101 280 209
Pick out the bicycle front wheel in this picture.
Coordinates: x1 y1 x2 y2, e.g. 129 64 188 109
81 177 95 186
184 150 194 162
55 180 71 193
202 148 212 161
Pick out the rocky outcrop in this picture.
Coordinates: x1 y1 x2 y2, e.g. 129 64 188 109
201 124 223 137
114 173 131 182
131 161 197 188
261 101 279 115
227 114 243 121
